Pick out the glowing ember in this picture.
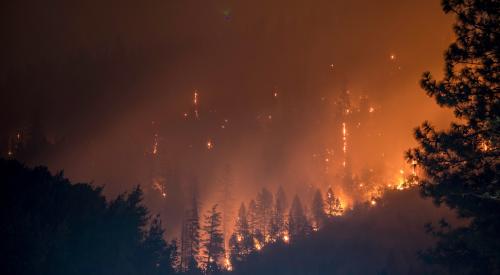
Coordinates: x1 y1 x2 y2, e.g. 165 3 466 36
390 54 396 60
152 134 159 155
342 122 347 154
369 107 375 113
206 140 214 150
283 233 290 243
224 255 233 271
193 91 198 105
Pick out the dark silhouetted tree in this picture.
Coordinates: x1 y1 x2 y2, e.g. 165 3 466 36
288 195 310 241
407 0 499 273
202 204 225 274
311 189 327 230
229 203 254 263
0 159 177 275
255 188 273 241
180 192 201 273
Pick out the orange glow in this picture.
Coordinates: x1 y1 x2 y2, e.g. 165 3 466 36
152 134 159 155
206 140 214 150
283 232 290 243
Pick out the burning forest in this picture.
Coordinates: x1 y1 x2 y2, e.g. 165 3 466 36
0 0 498 274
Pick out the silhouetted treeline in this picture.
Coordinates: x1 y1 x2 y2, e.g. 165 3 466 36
0 158 177 275
229 190 455 275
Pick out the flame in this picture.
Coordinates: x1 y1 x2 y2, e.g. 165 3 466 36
254 238 262 251
206 140 214 150
152 134 159 155
224 255 233 271
342 122 347 154
282 232 290 243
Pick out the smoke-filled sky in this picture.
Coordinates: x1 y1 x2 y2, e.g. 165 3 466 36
1 0 456 234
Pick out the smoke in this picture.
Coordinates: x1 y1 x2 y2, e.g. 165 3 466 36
1 0 456 236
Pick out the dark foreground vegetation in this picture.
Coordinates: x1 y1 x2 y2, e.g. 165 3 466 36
0 159 177 275
0 158 455 275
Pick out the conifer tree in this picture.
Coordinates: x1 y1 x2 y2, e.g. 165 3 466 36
255 188 273 240
202 204 225 274
311 189 327 230
325 187 343 217
288 195 310 240
407 0 499 273
180 193 201 273
247 199 258 235
229 203 254 262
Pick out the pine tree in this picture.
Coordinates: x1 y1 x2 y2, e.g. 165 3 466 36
141 215 176 274
180 193 201 273
202 204 225 274
325 187 343 217
407 0 499 273
311 189 327 230
255 187 273 241
217 164 235 248
288 195 310 241
247 199 258 235
229 203 254 262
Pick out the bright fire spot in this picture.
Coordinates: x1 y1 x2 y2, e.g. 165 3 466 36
224 255 233 271
480 140 490 152
16 132 21 139
342 122 347 154
237 235 242 242
206 140 214 150
369 107 375 113
268 114 272 120
370 199 377 206
390 54 396 60
273 91 278 98
152 134 159 155
283 234 290 243
193 91 198 105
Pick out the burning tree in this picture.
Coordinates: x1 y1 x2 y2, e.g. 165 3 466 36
202 204 225 274
228 203 254 263
325 187 343 217
247 199 258 236
255 188 273 242
407 0 499 273
269 186 288 241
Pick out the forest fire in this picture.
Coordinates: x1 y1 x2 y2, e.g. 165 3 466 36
1 0 497 274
